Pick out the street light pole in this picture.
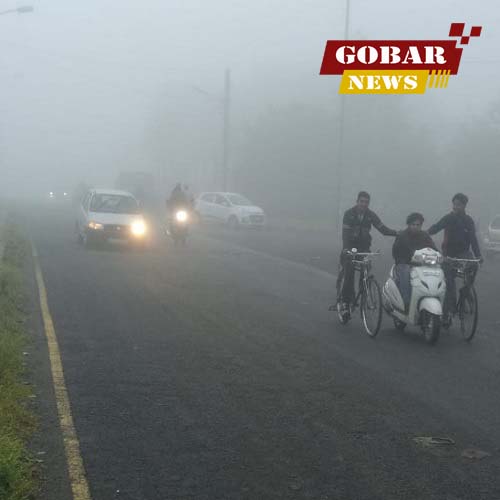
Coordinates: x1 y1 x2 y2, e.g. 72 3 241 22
222 68 231 192
190 69 231 192
335 0 350 238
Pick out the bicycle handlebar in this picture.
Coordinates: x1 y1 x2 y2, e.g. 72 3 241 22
445 257 481 263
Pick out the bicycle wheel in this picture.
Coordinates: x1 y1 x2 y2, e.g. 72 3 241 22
458 285 478 342
335 269 350 324
361 277 382 337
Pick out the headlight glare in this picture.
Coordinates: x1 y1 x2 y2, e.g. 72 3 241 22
175 210 188 223
131 220 147 236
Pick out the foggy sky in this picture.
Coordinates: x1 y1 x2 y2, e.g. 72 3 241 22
0 0 498 199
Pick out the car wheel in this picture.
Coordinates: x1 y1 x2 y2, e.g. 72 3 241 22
227 215 239 230
192 210 202 225
83 232 98 249
76 223 84 244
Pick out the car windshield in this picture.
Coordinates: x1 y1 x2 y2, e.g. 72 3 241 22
90 194 140 214
491 217 500 229
226 194 253 206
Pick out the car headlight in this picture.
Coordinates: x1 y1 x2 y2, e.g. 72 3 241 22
131 220 147 236
88 221 104 230
175 210 188 223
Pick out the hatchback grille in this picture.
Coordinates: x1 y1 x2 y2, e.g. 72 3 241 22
103 224 129 237
249 215 264 223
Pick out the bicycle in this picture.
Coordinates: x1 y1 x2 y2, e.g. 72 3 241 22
333 249 383 338
443 257 481 342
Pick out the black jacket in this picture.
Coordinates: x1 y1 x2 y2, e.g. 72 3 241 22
342 207 397 251
428 212 481 258
392 229 436 265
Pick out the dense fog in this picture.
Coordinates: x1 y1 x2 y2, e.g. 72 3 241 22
1 0 498 228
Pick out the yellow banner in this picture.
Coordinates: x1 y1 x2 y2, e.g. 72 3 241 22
339 70 430 94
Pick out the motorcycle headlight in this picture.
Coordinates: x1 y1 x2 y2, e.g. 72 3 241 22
131 220 147 236
88 221 104 230
175 210 188 223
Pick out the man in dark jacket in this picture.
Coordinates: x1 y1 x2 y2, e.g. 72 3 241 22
392 212 436 310
428 193 482 322
337 191 398 317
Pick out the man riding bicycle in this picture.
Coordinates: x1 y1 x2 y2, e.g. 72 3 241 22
428 193 482 325
337 191 398 318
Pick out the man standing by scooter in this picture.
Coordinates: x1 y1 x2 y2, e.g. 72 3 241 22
336 191 398 319
428 193 483 325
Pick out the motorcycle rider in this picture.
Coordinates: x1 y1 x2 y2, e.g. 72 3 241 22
392 212 437 311
337 191 398 317
427 193 482 324
166 183 190 214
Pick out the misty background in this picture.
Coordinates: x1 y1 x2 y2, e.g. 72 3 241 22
1 0 499 229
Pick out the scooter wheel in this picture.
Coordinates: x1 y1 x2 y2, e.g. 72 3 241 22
422 311 440 345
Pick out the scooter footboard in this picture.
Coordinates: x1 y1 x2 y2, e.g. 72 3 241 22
419 297 443 316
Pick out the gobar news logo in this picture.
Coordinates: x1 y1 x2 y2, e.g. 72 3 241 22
320 23 482 94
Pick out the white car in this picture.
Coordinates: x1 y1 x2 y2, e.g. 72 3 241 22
76 188 148 248
195 192 266 229
484 214 500 257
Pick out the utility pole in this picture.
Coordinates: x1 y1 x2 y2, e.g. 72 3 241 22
335 0 350 238
222 68 231 191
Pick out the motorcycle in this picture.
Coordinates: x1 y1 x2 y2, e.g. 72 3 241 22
166 209 190 246
382 247 446 344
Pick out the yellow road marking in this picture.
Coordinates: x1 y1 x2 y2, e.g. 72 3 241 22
32 243 92 500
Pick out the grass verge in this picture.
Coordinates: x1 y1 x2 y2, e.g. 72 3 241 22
0 224 37 500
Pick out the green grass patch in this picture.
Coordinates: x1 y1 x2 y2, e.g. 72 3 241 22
0 224 37 500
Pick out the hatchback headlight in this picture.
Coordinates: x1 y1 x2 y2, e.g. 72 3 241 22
88 221 104 230
131 220 147 236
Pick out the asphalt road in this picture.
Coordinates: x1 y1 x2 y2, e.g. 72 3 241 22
24 204 500 500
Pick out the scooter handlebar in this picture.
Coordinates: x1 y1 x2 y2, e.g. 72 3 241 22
344 250 381 257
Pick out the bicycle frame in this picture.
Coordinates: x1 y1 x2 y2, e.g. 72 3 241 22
445 257 480 304
345 251 380 311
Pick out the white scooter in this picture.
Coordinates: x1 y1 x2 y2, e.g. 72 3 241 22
382 248 446 344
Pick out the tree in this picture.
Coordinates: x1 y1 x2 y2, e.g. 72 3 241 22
234 95 442 225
